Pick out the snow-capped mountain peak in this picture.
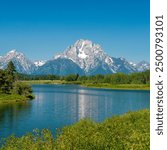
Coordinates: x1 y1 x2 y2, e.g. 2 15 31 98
53 39 140 75
4 49 25 61
54 39 110 73
0 49 36 74
6 49 21 57
65 39 104 59
8 49 17 53
74 39 93 48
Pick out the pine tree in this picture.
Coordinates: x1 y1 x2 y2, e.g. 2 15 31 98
0 70 5 92
6 61 16 76
5 61 16 91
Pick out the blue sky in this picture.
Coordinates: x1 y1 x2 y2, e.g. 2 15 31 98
0 0 149 62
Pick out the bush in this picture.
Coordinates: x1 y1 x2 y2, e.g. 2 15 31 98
12 82 34 99
56 109 150 150
0 129 56 150
64 74 79 81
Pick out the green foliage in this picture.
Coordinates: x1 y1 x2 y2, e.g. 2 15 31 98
12 82 34 99
0 94 27 103
0 61 34 102
19 70 150 90
0 71 13 94
0 110 150 150
77 71 150 88
64 74 79 81
5 61 16 90
17 70 150 86
17 74 60 80
6 61 16 75
0 61 17 93
56 109 150 150
83 83 149 90
0 129 56 150
0 70 9 93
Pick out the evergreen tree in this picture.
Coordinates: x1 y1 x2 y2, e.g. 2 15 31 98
0 70 5 92
6 61 16 76
5 61 16 90
0 69 10 93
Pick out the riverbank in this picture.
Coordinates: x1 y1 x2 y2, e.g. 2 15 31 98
0 109 150 149
82 83 150 90
0 93 34 104
21 80 150 90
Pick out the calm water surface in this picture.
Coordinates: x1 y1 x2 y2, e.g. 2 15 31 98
0 84 150 138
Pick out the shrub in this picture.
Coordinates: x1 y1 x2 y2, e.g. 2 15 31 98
64 74 79 81
12 82 34 99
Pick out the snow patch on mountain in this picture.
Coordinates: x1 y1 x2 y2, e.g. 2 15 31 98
34 60 46 67
128 61 150 72
129 61 137 67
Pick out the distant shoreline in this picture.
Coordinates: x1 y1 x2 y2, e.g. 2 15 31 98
21 80 150 90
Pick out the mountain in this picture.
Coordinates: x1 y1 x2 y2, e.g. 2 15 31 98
54 39 139 75
111 57 138 73
0 50 36 74
0 40 150 75
34 58 84 76
135 61 150 72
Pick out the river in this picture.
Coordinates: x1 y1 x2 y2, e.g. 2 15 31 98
0 84 150 138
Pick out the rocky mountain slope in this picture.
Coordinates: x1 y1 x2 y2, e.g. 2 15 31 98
0 50 36 74
34 58 84 76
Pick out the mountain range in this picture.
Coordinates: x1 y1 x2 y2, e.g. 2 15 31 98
0 39 150 76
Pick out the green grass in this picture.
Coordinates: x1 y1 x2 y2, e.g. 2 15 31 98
0 93 33 104
22 80 150 90
0 109 150 150
21 80 65 84
82 83 150 90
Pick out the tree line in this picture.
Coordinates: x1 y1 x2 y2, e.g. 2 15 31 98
0 61 33 98
77 71 150 84
18 70 150 84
